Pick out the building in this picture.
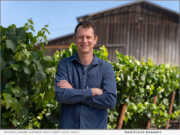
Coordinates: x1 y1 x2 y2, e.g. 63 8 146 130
46 0 180 66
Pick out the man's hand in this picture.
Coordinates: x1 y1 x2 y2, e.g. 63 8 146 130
91 88 103 96
57 80 73 88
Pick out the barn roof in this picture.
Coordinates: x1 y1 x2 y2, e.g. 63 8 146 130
77 0 179 22
48 33 74 46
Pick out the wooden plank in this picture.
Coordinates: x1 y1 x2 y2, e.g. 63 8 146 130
164 21 169 64
173 24 177 66
171 24 177 65
139 6 144 60
148 9 153 61
143 10 148 61
177 25 180 66
105 14 109 45
158 21 164 64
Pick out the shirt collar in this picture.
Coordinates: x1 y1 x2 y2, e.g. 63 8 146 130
70 53 99 66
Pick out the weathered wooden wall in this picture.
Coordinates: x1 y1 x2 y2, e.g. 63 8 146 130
87 3 180 66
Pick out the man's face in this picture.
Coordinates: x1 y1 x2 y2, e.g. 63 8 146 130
75 26 98 54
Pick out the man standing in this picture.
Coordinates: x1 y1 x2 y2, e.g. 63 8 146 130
55 21 117 129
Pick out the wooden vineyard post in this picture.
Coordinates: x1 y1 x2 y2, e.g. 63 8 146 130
117 104 127 129
165 91 176 129
146 95 158 129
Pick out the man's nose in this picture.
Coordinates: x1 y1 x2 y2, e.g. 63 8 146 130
82 37 87 42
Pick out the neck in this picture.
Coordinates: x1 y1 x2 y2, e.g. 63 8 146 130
78 52 94 66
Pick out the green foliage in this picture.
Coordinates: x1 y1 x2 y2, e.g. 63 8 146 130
53 43 77 60
94 45 109 61
109 51 180 129
1 19 59 129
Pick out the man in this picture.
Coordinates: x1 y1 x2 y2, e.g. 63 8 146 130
55 21 117 129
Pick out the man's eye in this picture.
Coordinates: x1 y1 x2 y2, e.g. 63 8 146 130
78 36 83 40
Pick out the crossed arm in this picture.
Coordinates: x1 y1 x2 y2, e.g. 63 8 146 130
57 80 103 96
55 59 117 109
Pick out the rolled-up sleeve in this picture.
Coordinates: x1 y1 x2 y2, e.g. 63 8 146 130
82 63 117 109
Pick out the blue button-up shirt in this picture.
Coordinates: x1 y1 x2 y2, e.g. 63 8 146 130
55 54 117 129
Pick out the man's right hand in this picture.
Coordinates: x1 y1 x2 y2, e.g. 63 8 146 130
91 88 103 96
